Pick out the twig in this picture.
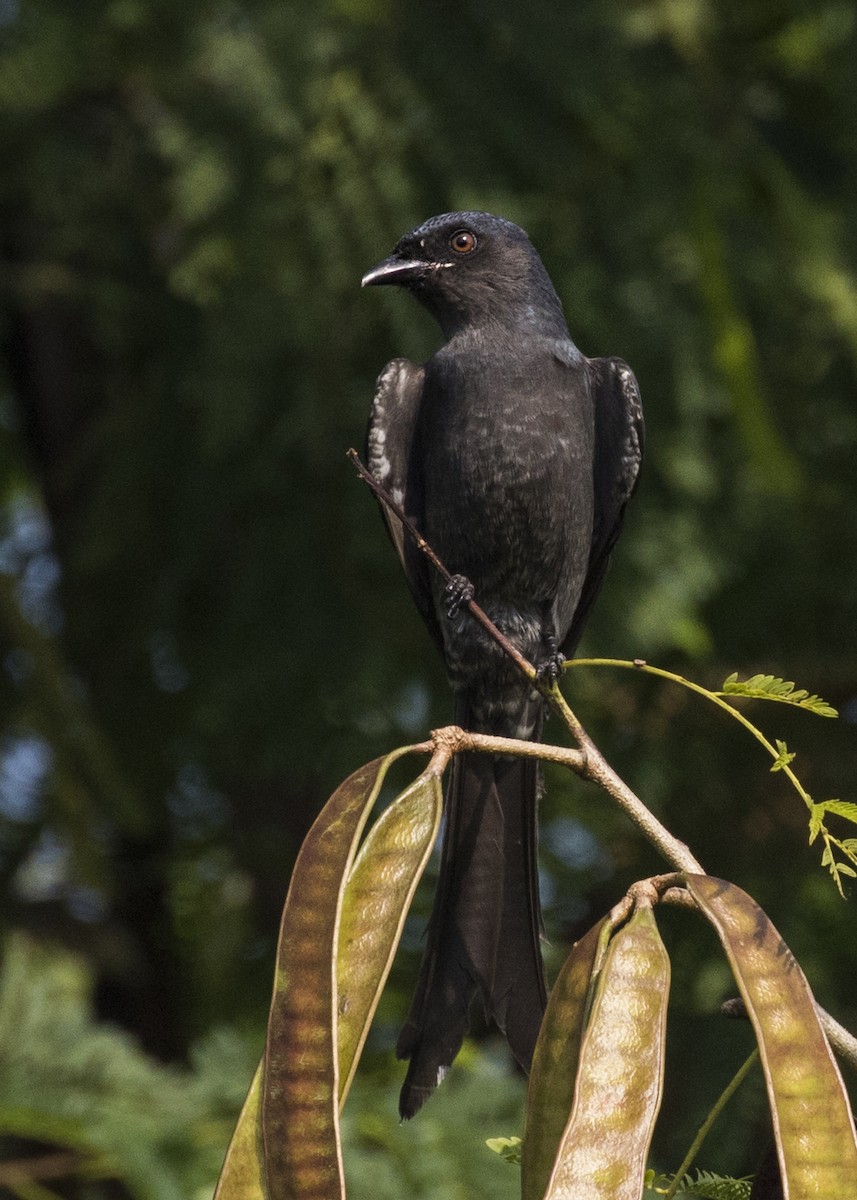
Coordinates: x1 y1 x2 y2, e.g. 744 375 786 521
547 684 703 873
568 657 817 813
661 1049 759 1200
428 721 702 875
819 1009 857 1075
348 450 535 681
428 725 583 770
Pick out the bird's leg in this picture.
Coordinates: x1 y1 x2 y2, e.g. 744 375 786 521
444 574 475 619
535 632 566 684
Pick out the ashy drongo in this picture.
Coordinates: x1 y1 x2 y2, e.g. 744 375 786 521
362 211 644 1117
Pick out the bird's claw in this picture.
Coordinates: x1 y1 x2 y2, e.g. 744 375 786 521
444 574 475 619
536 650 566 685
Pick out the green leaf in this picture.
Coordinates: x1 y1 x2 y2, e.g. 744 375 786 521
0 933 249 1200
808 802 857 892
720 673 837 717
814 799 857 827
649 1169 752 1198
485 1137 522 1165
770 739 795 772
807 804 823 843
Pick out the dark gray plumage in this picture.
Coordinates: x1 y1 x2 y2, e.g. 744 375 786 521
362 211 643 1117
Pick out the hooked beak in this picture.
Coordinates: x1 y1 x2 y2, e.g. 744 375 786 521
361 254 426 288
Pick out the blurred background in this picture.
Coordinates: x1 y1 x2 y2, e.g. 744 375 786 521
1 0 856 1196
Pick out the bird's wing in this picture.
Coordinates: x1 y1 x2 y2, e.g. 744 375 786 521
366 357 441 643
366 358 423 561
563 355 644 655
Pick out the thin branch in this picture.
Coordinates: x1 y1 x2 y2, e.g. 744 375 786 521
427 722 702 875
441 716 857 1073
569 656 856 896
568 657 816 811
662 1049 760 1200
428 725 584 770
547 684 703 873
819 1009 857 1075
348 450 535 681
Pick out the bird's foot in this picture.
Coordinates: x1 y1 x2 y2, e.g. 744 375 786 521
535 650 566 685
536 634 566 685
444 574 475 619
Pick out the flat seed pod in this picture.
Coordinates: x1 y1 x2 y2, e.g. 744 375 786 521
541 906 670 1199
521 917 608 1200
261 748 420 1200
216 761 441 1200
336 771 442 1103
214 1062 265 1200
686 875 857 1199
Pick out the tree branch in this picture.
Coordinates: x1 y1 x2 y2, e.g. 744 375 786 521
351 450 857 1075
427 723 701 875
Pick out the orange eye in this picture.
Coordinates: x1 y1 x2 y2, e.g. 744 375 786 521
450 230 476 254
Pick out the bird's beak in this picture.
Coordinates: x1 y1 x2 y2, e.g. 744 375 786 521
361 254 425 287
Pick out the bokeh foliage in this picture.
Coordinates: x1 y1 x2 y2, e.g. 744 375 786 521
1 0 856 1194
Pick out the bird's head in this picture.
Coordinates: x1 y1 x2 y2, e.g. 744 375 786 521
361 212 567 337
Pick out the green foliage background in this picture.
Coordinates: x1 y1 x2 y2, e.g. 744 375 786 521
0 0 856 1194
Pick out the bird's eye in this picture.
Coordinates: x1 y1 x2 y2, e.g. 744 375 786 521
450 230 476 254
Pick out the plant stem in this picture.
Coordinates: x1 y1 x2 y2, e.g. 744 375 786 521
661 1049 759 1200
568 658 814 810
546 684 703 874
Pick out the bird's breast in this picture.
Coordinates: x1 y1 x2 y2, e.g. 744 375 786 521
414 348 594 603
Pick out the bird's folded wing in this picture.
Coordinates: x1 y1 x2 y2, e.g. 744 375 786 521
563 355 645 655
366 357 441 645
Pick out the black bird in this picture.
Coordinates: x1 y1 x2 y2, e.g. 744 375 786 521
362 212 643 1117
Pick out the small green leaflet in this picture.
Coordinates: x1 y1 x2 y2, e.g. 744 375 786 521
770 739 795 772
814 799 857 826
486 1136 521 1165
720 673 837 717
814 813 857 893
646 1169 753 1199
810 801 857 853
820 840 857 885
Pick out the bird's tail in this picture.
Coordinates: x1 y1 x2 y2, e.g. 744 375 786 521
396 697 547 1118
